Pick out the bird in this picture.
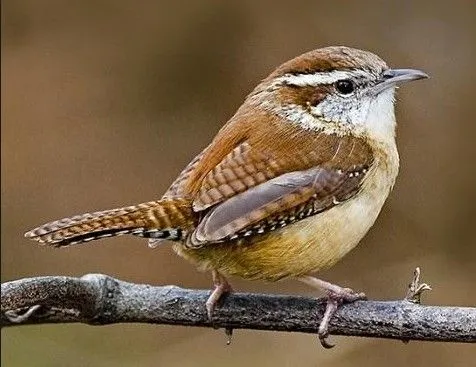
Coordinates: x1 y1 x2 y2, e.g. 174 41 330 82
25 46 428 347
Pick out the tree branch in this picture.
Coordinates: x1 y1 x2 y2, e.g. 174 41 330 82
1 273 475 344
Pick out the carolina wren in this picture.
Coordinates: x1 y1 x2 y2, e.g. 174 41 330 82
25 46 428 347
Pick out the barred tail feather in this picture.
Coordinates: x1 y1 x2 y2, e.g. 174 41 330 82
24 198 194 247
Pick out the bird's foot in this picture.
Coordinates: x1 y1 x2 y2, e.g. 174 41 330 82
206 270 234 343
318 286 366 348
206 270 233 320
299 276 366 348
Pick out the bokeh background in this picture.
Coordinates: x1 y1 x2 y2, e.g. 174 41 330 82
2 1 475 366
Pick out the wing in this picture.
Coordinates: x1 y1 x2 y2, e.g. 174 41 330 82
162 109 373 247
191 165 367 244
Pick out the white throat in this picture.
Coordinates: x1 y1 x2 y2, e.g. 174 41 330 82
363 88 397 144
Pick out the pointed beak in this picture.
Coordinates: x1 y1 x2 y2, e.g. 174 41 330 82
372 68 429 94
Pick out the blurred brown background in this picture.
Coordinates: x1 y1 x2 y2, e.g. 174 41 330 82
2 1 475 366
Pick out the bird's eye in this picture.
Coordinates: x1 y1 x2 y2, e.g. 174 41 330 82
335 79 355 95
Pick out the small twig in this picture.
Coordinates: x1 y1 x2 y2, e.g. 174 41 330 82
1 271 475 344
405 267 432 304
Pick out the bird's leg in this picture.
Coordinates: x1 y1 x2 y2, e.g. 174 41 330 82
299 276 366 348
206 270 234 343
206 270 233 320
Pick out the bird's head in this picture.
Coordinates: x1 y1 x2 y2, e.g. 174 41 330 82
250 46 428 143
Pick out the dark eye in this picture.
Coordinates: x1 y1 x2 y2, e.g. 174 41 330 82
335 79 355 95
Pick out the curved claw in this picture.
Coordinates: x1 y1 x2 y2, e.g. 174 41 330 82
319 332 335 349
298 276 367 349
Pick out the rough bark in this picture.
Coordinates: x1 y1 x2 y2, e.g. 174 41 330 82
2 273 475 343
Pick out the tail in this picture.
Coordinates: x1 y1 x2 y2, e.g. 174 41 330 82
24 198 195 247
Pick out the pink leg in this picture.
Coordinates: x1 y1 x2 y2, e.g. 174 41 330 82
206 270 233 320
299 276 366 348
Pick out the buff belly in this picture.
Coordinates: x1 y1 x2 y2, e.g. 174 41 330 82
174 161 395 281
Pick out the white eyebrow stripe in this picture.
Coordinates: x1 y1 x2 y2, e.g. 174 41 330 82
275 70 370 87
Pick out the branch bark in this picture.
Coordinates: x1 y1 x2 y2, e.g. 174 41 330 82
1 273 475 344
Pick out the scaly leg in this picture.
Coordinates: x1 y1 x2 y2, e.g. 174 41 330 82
206 270 233 320
299 276 366 348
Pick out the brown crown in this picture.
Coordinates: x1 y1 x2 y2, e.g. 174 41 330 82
267 46 388 79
